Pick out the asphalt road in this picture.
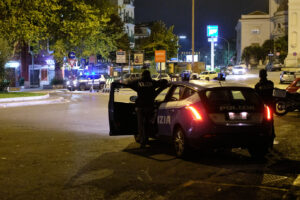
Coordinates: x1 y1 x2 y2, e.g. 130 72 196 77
0 70 300 200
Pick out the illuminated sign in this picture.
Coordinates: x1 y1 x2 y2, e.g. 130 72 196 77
116 51 126 63
208 37 218 42
155 50 166 63
186 55 199 62
207 25 218 37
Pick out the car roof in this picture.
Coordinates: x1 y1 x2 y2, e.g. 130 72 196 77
172 80 251 91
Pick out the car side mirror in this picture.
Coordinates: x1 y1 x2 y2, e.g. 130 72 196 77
130 96 137 102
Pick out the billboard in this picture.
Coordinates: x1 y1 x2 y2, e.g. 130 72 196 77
186 55 199 62
155 50 166 63
134 53 144 65
116 51 126 63
207 25 218 37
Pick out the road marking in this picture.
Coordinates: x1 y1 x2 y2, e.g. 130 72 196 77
293 175 300 186
182 180 289 192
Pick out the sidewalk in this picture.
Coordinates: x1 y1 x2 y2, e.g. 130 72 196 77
0 92 68 108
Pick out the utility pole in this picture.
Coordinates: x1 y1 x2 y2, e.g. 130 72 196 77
192 0 195 68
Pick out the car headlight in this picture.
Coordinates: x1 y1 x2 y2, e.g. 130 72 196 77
73 80 78 85
67 81 70 85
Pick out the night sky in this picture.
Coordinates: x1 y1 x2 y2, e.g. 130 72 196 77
135 0 269 51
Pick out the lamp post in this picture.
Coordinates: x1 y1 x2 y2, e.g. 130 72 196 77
192 0 195 67
218 36 230 66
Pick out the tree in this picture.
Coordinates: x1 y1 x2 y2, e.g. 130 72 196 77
0 37 12 91
242 45 264 66
274 36 288 63
262 39 274 63
136 21 179 60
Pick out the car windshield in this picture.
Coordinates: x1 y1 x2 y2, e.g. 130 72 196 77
201 72 208 75
152 74 159 78
123 74 131 78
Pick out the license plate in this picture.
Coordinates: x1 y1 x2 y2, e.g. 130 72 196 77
228 112 248 120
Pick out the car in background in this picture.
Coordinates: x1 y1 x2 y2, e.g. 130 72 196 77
280 71 296 84
199 71 218 81
152 74 171 82
109 81 275 158
232 66 247 75
265 61 283 71
120 73 141 84
286 78 300 93
67 74 106 91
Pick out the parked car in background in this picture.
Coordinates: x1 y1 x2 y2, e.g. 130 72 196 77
120 73 141 84
280 71 296 84
266 61 283 71
199 71 218 81
232 66 247 75
286 78 300 93
152 74 171 82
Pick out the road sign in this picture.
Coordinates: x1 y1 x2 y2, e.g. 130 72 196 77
276 52 280 56
116 51 126 63
68 52 76 59
155 50 166 63
208 37 218 42
207 25 218 37
268 53 274 56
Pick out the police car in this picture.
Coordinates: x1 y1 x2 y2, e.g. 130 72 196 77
109 80 275 158
67 74 106 91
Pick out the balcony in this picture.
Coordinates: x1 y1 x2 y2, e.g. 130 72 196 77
124 16 134 24
123 0 133 5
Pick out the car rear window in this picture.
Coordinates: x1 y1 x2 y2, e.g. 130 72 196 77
204 88 261 112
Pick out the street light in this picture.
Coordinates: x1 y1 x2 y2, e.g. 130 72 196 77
192 0 195 67
218 36 230 66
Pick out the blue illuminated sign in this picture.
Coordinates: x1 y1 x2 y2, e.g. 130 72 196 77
207 25 218 37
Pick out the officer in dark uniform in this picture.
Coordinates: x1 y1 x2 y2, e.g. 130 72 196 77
255 69 274 108
126 70 168 148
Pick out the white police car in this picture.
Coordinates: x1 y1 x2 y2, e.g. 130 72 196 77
67 74 106 91
109 80 275 158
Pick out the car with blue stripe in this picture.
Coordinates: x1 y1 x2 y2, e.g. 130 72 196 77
109 80 275 158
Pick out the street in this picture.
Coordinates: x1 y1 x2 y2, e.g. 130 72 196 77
0 70 300 200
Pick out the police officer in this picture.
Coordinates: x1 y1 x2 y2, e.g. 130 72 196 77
255 69 274 108
126 70 168 148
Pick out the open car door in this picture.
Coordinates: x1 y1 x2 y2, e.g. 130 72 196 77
109 82 138 136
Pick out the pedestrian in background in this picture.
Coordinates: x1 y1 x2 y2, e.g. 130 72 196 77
255 69 274 109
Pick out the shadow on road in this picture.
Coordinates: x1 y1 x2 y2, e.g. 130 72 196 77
64 139 300 200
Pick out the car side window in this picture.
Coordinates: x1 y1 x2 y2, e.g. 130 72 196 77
296 81 300 87
155 88 170 102
181 88 196 100
167 86 185 101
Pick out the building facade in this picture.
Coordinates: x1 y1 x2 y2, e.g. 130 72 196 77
235 11 271 63
236 0 289 63
110 0 135 48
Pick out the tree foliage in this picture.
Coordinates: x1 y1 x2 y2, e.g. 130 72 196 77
136 21 179 60
242 45 264 66
0 0 127 76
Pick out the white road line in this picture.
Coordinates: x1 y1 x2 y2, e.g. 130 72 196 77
293 175 300 186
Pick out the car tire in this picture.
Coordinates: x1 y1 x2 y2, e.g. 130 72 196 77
79 84 85 91
173 127 189 157
205 77 210 81
275 100 288 116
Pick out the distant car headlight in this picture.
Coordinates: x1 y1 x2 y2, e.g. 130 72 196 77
67 81 70 85
73 80 78 85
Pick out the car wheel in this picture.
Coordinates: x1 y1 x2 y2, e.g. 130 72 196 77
275 100 288 116
205 77 210 81
173 127 188 157
79 84 85 91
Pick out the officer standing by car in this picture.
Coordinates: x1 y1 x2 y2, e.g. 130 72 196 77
255 69 274 109
125 70 168 148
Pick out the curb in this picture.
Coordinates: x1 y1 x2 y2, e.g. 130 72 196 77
0 97 68 108
0 94 50 103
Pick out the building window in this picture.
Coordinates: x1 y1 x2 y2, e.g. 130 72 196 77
251 28 260 35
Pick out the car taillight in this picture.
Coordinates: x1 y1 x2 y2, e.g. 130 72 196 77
265 105 272 120
186 106 203 121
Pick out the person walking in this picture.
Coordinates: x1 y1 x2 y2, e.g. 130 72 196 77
255 69 274 109
126 70 168 148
